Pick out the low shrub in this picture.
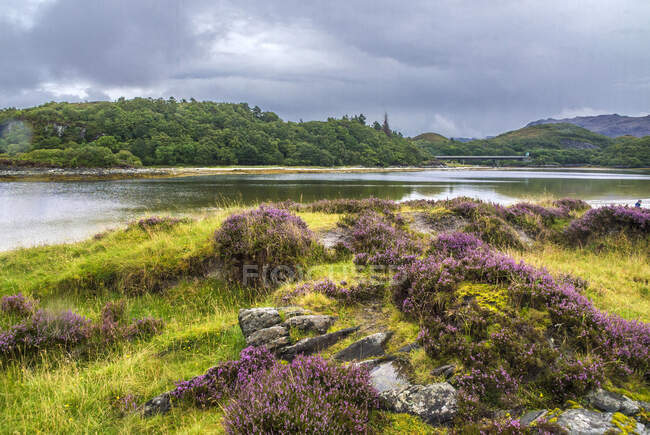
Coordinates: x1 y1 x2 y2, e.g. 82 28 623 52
280 279 382 305
214 206 315 286
392 240 649 418
134 216 187 231
563 205 650 245
0 300 163 362
223 354 379 434
464 215 524 250
1 293 35 317
553 197 591 212
302 198 398 214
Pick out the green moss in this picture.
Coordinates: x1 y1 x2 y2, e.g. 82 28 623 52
409 348 438 384
370 411 438 434
611 412 638 434
456 283 508 314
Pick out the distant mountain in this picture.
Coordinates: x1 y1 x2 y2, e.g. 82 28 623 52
527 114 650 138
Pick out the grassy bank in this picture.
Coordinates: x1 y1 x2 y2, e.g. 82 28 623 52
0 199 648 433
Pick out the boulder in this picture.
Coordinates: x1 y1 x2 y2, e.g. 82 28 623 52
396 342 421 353
586 388 640 415
245 325 290 352
379 382 457 425
143 392 171 417
283 315 337 334
519 409 548 427
369 360 410 393
334 332 393 361
238 307 282 337
277 306 310 318
431 364 456 379
555 409 617 434
277 326 359 361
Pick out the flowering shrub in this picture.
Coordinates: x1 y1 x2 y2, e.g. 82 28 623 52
392 241 649 415
1 293 35 317
564 205 650 244
464 216 524 249
0 301 164 362
214 206 314 285
553 197 590 212
171 346 275 408
303 198 398 214
338 211 422 265
429 232 486 257
134 216 186 231
223 354 379 434
281 279 382 304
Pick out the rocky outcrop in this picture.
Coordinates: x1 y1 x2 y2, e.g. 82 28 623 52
284 314 336 334
586 388 641 415
238 308 282 337
368 360 410 393
379 382 457 425
245 325 290 352
334 331 392 361
277 327 360 361
143 392 171 416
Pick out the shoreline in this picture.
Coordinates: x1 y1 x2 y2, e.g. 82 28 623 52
1 165 647 182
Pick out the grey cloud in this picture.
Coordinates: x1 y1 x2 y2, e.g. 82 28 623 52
0 0 649 137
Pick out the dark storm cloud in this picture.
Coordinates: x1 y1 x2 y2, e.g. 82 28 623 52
1 0 649 136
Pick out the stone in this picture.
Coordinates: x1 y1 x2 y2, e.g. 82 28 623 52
283 315 337 334
586 388 640 415
143 392 171 417
277 306 310 318
555 409 617 434
519 409 548 427
245 325 290 352
369 360 411 393
379 382 457 425
396 342 421 353
333 332 393 361
277 326 359 361
238 307 282 337
431 364 455 379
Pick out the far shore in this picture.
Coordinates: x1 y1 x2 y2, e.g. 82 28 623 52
1 164 647 182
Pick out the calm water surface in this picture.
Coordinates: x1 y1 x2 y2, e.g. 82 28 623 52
1 168 649 251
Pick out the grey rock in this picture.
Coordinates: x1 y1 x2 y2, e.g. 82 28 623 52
238 307 282 337
379 382 457 425
354 355 397 372
431 364 456 379
396 342 421 353
143 392 171 417
334 332 393 361
283 315 337 334
277 306 310 318
519 409 548 427
245 325 290 352
586 388 640 415
369 361 411 393
278 326 359 361
555 409 616 435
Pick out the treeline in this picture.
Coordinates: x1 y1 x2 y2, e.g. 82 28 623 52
415 123 650 167
0 98 424 168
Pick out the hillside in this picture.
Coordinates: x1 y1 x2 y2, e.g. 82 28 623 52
414 123 650 167
528 114 650 138
0 99 423 168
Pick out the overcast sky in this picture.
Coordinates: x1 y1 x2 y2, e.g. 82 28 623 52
1 0 649 137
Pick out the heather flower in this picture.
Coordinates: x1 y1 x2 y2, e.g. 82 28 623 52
281 279 381 304
303 198 398 214
564 205 650 244
215 206 314 286
223 354 379 434
553 198 590 212
1 293 35 317
135 216 186 231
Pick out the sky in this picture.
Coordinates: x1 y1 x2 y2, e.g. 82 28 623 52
1 0 649 137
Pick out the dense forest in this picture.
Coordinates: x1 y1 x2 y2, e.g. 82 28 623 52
0 99 423 168
414 123 650 167
1 99 648 168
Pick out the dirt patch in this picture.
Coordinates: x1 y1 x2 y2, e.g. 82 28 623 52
407 212 467 234
318 228 348 248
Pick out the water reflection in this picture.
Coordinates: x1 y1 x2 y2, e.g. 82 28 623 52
1 169 648 251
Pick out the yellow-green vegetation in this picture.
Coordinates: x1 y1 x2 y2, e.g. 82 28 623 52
508 241 650 322
611 411 639 434
456 283 508 315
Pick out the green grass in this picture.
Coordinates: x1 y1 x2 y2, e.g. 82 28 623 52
0 202 647 433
